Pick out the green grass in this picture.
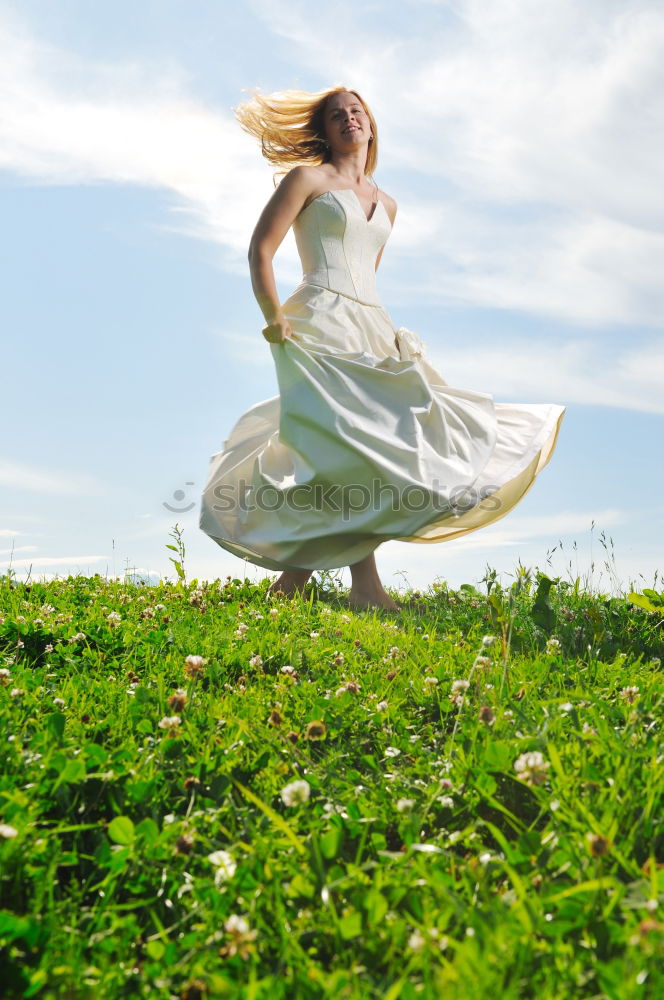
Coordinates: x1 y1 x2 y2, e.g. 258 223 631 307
0 552 662 999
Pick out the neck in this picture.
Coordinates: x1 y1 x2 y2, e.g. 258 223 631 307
328 148 369 184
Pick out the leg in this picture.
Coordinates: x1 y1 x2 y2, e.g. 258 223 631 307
267 567 313 598
348 552 400 610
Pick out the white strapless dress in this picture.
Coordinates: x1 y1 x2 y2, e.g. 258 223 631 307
199 189 566 571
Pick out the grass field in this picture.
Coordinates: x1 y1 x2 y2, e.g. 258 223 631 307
1 538 662 999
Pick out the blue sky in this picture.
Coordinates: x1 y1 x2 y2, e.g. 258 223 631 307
1 0 662 596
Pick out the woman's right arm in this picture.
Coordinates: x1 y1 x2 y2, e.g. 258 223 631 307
248 166 315 343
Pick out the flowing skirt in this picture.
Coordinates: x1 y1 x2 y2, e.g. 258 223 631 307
199 282 566 571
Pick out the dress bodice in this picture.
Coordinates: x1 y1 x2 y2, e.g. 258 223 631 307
292 189 392 306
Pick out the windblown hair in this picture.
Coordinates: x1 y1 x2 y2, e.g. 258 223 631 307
234 85 378 179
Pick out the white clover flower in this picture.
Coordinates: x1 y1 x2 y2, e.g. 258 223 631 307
158 715 182 731
309 631 320 639
268 608 279 618
106 611 122 626
183 654 208 677
384 746 401 758
408 929 426 952
482 635 498 647
396 798 415 812
322 801 348 820
0 823 18 838
340 614 351 624
44 643 54 653
423 676 439 688
335 680 360 697
53 697 66 709
619 686 640 704
225 914 250 935
220 913 258 958
546 637 562 655
248 654 263 668
387 646 400 659
208 849 237 885
514 750 550 787
451 679 470 694
376 700 389 712
437 795 454 808
280 665 296 675
280 779 311 806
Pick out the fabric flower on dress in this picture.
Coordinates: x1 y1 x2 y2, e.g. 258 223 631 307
395 327 427 362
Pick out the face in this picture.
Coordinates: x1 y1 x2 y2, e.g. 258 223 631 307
323 91 372 147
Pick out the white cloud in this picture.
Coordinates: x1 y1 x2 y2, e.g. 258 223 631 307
0 554 108 569
382 205 664 327
425 335 664 415
0 13 275 267
429 507 626 549
0 459 106 495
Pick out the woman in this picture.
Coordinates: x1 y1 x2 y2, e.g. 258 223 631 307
199 86 566 609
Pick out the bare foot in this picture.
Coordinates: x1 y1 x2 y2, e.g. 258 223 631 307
348 586 401 611
267 569 312 599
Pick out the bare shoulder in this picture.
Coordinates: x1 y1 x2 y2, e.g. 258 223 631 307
378 190 397 227
260 164 325 223
279 164 327 199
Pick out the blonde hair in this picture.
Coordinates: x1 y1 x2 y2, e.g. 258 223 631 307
234 85 378 180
